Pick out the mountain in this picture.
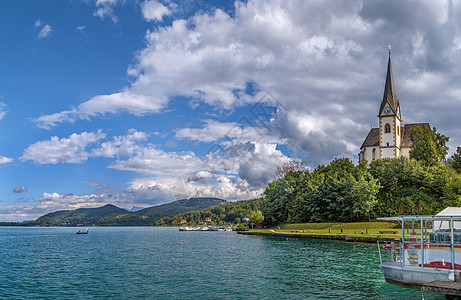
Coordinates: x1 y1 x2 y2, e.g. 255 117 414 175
99 197 227 226
35 198 227 226
36 204 129 226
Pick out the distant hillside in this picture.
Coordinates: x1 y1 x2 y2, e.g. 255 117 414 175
36 204 129 226
99 197 226 226
35 197 227 226
154 198 262 226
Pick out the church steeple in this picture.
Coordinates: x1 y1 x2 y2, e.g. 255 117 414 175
378 45 401 120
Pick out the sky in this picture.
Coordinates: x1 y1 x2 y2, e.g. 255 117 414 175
1 0 461 221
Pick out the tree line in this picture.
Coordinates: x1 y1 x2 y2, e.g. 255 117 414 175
154 198 262 226
262 126 461 226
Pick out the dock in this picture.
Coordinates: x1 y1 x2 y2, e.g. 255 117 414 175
422 281 461 299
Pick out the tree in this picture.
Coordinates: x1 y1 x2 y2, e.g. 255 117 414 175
410 126 449 166
248 210 264 224
275 160 304 179
368 157 461 217
451 146 461 173
263 158 380 224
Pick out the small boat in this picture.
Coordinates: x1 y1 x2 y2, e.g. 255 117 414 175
378 212 461 287
76 228 89 234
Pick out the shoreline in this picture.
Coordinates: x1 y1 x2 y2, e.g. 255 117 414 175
237 230 400 244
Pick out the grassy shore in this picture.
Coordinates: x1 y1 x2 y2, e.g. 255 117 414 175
238 221 409 242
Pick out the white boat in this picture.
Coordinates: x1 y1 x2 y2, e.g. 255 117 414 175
378 214 461 286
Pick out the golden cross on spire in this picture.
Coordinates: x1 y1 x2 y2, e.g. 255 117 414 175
388 44 391 55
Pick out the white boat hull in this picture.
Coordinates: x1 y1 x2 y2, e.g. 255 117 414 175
382 261 455 286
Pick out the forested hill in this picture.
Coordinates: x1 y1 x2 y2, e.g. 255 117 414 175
99 197 226 226
154 198 262 226
36 204 128 226
36 197 226 226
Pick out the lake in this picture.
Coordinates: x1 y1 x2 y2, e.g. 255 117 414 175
0 227 443 299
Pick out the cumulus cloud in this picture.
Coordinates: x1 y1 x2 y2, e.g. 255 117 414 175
0 156 13 165
91 129 148 158
34 0 461 165
142 0 171 22
13 186 27 193
20 129 152 164
21 130 106 164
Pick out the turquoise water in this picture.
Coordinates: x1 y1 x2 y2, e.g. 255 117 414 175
0 227 443 299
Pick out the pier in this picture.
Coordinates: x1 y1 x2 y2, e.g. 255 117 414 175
422 281 461 299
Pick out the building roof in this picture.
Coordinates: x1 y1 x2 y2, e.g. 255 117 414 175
361 128 379 148
378 54 401 120
361 123 430 149
436 207 461 216
401 123 430 147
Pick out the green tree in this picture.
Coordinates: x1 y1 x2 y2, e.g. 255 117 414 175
262 158 380 224
451 146 461 173
410 126 449 166
248 210 264 224
369 157 461 217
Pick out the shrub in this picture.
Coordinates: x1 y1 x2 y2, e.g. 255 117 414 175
236 223 247 231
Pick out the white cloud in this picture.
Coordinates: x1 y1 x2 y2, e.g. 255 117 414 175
110 139 290 188
93 0 119 23
38 24 53 38
0 102 6 120
91 129 148 158
142 0 171 22
21 130 106 164
0 156 13 165
34 20 41 27
33 0 461 166
76 25 86 32
175 119 278 144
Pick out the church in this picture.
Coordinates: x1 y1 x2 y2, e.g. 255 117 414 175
358 48 429 163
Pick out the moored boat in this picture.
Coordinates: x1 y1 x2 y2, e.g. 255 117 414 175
76 228 89 234
378 212 461 286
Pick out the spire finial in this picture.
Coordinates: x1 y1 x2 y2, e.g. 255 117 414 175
388 44 391 56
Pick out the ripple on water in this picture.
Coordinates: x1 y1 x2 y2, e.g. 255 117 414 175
0 227 446 299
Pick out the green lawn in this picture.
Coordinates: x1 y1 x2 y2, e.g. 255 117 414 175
245 221 418 240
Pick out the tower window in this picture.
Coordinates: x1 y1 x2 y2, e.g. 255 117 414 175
385 123 391 133
372 148 376 160
397 126 400 135
387 142 389 146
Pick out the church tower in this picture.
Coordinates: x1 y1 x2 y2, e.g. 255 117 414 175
358 46 431 163
378 45 401 159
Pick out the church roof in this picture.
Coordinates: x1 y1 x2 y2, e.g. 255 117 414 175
361 128 379 148
361 123 430 149
378 53 401 119
401 123 430 147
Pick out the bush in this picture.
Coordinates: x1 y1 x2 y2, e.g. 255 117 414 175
236 223 247 231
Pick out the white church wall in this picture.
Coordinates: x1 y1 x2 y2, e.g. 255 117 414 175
380 147 395 159
362 147 379 162
380 116 395 148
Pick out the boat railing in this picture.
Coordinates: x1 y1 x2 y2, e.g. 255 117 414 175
378 240 402 266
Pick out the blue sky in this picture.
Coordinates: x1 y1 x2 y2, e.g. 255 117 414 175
1 0 461 221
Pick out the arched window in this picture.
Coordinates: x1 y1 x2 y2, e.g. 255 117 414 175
397 125 400 135
372 148 376 161
385 123 391 133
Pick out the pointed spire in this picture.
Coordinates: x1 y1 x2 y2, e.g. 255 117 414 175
378 45 401 120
